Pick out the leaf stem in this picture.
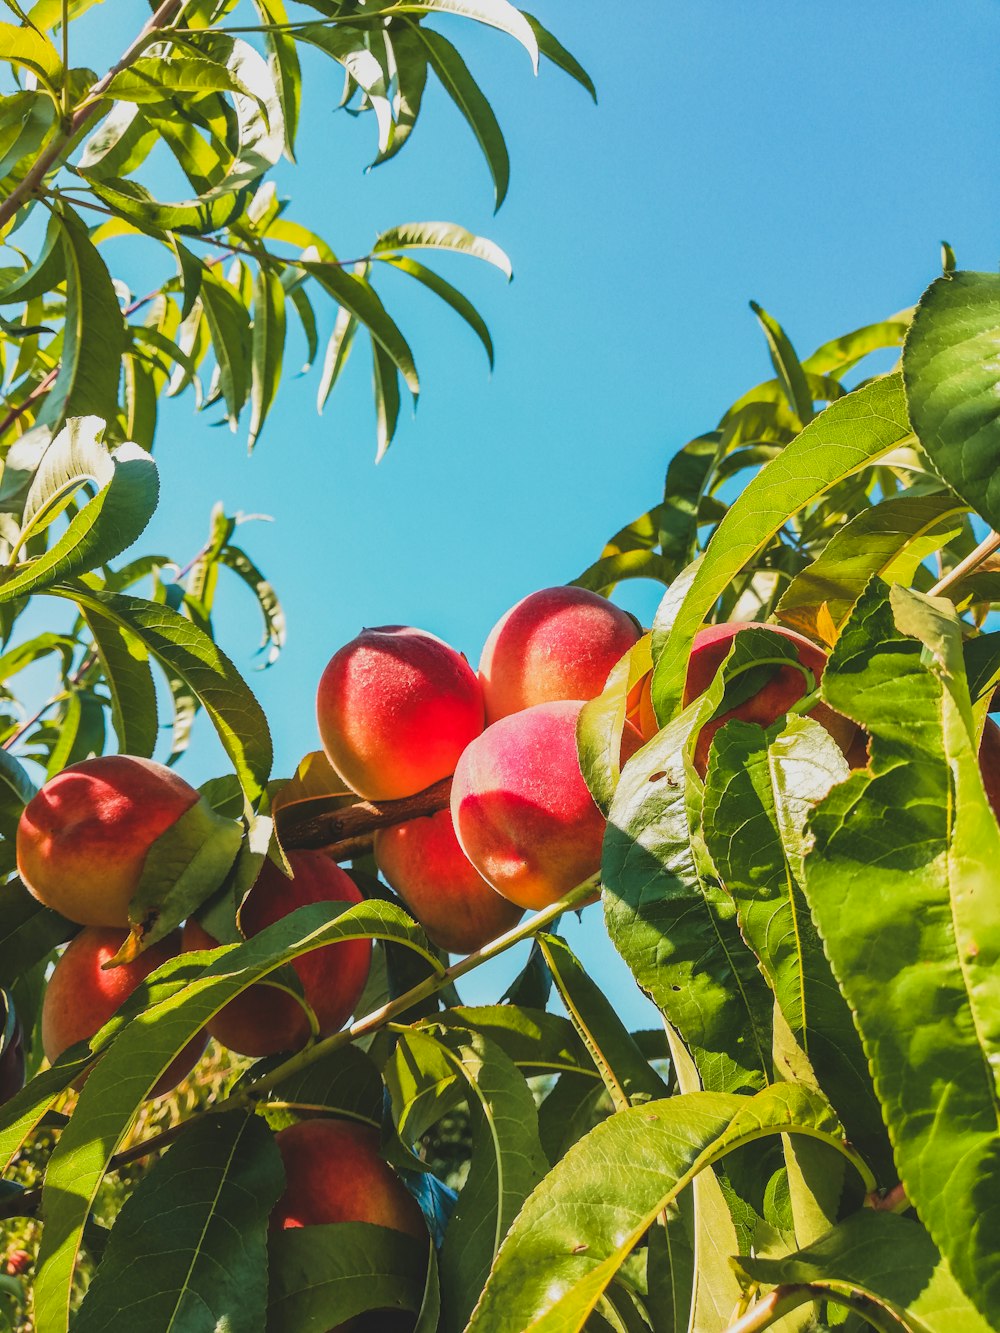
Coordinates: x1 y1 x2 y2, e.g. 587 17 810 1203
928 528 1000 598
723 1287 815 1333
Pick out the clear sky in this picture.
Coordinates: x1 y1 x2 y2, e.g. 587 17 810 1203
38 1 1000 1019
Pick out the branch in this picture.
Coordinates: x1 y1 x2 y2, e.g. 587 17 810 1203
276 777 453 854
929 528 1000 598
0 0 189 232
723 1288 815 1333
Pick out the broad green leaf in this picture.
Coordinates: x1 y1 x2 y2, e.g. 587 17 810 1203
254 0 301 157
802 315 910 376
523 12 597 100
0 877 71 991
737 1212 994 1333
218 544 285 665
572 550 675 597
200 266 253 426
33 899 439 1333
104 54 253 103
902 270 1000 530
381 0 539 68
87 174 246 236
537 933 668 1109
78 603 158 757
73 1112 284 1333
248 265 286 448
373 337 402 460
0 1051 91 1172
436 1005 596 1079
386 1022 548 1332
750 301 814 425
466 1083 873 1333
603 705 774 1093
37 206 124 430
651 375 913 726
776 494 968 638
316 303 357 412
267 1223 428 1332
252 1044 383 1128
0 213 64 305
409 26 510 209
577 633 652 814
0 418 158 603
804 580 1000 1325
702 715 893 1179
0 89 56 178
380 255 494 366
303 259 419 396
0 22 60 84
49 584 272 802
379 24 427 162
77 102 157 180
373 221 512 278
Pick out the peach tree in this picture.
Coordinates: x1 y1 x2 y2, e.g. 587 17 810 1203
1 4 1000 1333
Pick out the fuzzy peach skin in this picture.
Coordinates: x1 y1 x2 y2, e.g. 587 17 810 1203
451 700 642 911
16 755 201 928
317 626 484 800
682 621 857 777
479 586 641 724
271 1119 427 1236
374 809 524 954
41 927 206 1099
183 851 371 1059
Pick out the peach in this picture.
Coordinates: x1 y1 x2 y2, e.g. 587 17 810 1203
479 586 641 723
317 626 484 800
451 700 642 910
41 927 206 1098
16 756 200 927
183 851 371 1058
271 1119 426 1236
626 670 658 742
374 809 524 954
682 621 856 777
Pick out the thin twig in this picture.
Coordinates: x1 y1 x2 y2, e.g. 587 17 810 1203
929 529 1000 598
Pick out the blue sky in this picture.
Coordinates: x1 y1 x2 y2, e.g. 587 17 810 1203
30 1 1000 1019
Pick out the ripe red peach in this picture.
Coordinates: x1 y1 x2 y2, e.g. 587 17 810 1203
16 756 200 927
374 810 524 954
682 621 856 777
41 927 206 1098
317 627 484 800
183 851 371 1058
451 700 642 910
479 586 641 723
271 1119 426 1236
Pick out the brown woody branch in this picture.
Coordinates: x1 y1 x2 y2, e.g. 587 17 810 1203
276 777 452 856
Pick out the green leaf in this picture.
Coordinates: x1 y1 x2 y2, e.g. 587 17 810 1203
372 337 402 460
0 22 61 84
248 265 286 449
33 898 439 1332
78 603 158 757
49 584 273 802
254 0 302 157
466 1083 873 1333
736 1212 994 1333
651 375 913 726
200 266 253 426
303 259 419 397
537 933 668 1109
902 271 1000 530
37 206 125 430
252 1044 383 1128
383 0 539 68
572 549 675 597
702 715 893 1179
437 1005 596 1079
408 26 510 209
603 704 774 1094
0 417 159 603
380 255 494 366
802 315 910 376
776 494 968 639
522 12 597 100
267 1223 428 1332
386 1022 547 1332
0 877 71 991
316 304 357 412
0 90 56 179
577 633 652 814
379 24 427 163
73 1112 284 1333
78 102 158 180
750 301 814 425
373 221 512 278
804 580 1000 1325
104 54 254 103
217 544 285 665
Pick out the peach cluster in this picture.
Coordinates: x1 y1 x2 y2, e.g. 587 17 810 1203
318 587 645 937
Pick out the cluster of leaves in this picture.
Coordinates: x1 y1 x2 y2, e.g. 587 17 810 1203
1 0 592 457
3 264 999 1333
